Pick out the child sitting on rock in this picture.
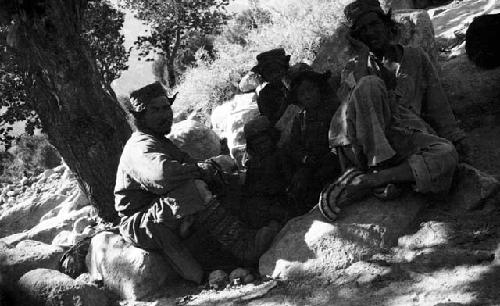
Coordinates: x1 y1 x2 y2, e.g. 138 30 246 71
286 70 341 214
242 116 293 227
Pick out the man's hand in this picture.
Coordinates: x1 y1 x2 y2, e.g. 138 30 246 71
346 33 370 81
197 160 227 195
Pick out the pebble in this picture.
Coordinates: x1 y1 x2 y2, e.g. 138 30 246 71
208 270 228 290
20 177 29 186
53 164 66 173
229 268 254 285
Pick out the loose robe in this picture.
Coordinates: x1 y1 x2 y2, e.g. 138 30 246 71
114 131 207 283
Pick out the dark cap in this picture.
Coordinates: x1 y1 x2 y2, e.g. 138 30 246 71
344 0 385 27
252 48 291 73
128 82 177 114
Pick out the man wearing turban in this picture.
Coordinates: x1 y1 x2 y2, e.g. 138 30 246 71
325 0 471 217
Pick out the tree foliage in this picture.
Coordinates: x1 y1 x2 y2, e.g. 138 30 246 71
123 0 230 88
83 0 129 88
0 0 128 149
0 26 38 148
0 0 132 222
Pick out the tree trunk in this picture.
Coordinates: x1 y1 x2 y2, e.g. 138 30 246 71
166 59 176 88
165 28 181 89
4 0 132 223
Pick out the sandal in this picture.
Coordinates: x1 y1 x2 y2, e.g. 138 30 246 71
318 168 372 222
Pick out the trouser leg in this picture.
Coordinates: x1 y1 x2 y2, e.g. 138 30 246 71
330 75 396 167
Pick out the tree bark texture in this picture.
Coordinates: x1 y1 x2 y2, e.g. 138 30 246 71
3 0 132 222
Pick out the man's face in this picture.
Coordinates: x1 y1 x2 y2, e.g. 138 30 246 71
296 80 321 109
354 12 391 53
142 95 173 135
260 62 288 83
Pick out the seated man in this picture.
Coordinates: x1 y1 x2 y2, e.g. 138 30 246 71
326 0 470 214
114 83 278 284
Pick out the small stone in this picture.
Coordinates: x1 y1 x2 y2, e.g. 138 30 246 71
243 274 255 284
231 278 242 286
41 169 54 180
75 273 93 285
53 164 67 174
73 216 95 234
208 270 228 290
6 190 17 197
20 177 29 186
81 226 96 236
49 172 61 181
229 268 251 284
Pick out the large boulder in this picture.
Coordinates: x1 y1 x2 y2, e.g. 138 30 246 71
168 119 221 160
466 14 500 69
85 231 178 300
16 268 108 306
210 93 260 166
259 164 499 279
0 240 64 284
259 193 427 279
441 54 500 128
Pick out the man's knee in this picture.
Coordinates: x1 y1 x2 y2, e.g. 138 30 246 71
409 139 459 193
349 75 390 114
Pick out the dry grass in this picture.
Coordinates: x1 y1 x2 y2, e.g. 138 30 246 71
173 0 348 117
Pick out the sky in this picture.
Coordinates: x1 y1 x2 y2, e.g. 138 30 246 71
110 2 156 97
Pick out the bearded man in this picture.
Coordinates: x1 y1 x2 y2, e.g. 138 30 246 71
115 83 278 283
325 0 471 217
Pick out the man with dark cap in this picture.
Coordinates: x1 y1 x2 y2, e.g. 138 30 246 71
325 0 471 217
115 83 278 284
